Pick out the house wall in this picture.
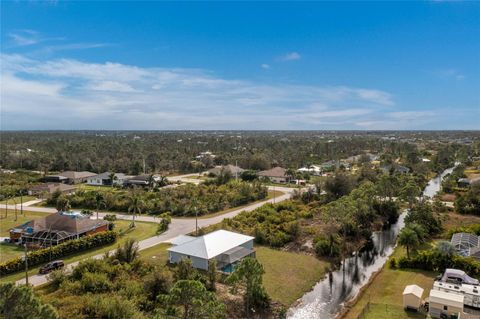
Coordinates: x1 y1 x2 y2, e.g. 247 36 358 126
269 176 287 183
86 224 109 236
87 178 104 186
429 302 463 318
241 240 254 250
168 251 209 270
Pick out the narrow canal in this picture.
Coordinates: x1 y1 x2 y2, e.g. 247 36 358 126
287 165 456 319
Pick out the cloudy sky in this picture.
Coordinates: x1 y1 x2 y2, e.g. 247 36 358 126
1 1 479 130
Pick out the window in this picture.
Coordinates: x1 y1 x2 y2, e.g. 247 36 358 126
443 305 448 311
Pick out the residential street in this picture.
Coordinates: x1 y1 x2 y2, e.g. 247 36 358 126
12 185 295 287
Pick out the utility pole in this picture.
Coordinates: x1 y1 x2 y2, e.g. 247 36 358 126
20 190 24 216
273 185 276 204
24 243 29 285
195 206 198 236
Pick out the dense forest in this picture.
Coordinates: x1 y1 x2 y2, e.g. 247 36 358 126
1 131 478 175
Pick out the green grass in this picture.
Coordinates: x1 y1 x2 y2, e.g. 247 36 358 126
176 190 284 220
0 219 158 283
256 246 329 306
139 243 171 266
0 196 36 204
342 245 436 319
0 243 25 263
0 209 50 237
362 304 425 319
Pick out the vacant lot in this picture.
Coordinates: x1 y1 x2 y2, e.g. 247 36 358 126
256 246 329 306
0 219 158 283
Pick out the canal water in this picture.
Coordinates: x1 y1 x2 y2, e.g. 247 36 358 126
287 165 456 319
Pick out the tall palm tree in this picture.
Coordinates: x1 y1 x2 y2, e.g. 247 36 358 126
147 174 157 191
94 192 106 220
128 190 144 227
108 172 117 188
398 227 419 259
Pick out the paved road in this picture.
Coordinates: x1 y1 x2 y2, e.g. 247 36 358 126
12 185 295 287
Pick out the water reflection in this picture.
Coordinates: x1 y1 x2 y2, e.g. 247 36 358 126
288 166 455 319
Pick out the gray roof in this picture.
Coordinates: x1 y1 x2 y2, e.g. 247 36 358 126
59 171 97 179
168 230 254 260
89 172 127 180
259 167 288 178
208 165 244 176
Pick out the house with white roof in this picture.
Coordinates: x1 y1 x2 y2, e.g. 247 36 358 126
168 230 255 272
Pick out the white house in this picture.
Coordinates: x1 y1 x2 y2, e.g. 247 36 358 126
297 165 322 176
86 172 128 186
168 230 255 272
258 167 291 183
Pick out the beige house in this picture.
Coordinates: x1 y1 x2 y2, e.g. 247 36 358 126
258 167 291 183
429 289 464 319
403 284 424 311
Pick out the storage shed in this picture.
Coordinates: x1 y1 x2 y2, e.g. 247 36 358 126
429 289 464 319
403 284 424 311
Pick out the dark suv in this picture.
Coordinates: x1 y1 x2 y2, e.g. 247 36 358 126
39 260 64 274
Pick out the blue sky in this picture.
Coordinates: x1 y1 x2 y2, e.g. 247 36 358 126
1 1 479 130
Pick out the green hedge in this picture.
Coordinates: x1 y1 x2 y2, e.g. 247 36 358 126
0 231 117 276
397 250 480 278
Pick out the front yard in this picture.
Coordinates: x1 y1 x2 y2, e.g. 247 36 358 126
0 219 158 283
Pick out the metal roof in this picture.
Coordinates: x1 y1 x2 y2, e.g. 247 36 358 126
429 289 464 308
168 230 254 260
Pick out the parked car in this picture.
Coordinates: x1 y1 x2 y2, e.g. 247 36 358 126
39 260 64 274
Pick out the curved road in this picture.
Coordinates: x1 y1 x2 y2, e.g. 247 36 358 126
10 184 296 286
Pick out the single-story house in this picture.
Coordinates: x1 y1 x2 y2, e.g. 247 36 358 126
297 165 322 176
380 165 410 175
458 177 480 188
168 230 255 273
403 284 424 311
28 183 77 197
451 233 480 257
86 172 129 186
428 289 464 319
9 211 108 246
258 167 291 183
196 151 216 160
44 171 97 184
124 174 160 187
208 165 244 177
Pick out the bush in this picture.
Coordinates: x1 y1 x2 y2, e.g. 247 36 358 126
0 231 117 275
47 268 67 289
389 257 397 269
315 239 339 257
80 272 112 293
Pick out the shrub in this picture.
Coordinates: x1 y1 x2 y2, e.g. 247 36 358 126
80 272 112 293
389 257 397 269
47 269 67 289
0 231 117 275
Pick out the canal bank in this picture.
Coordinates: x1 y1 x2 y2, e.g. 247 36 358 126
287 165 457 319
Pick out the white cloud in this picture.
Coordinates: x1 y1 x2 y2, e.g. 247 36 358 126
434 68 465 80
279 52 301 61
2 53 457 130
8 30 40 46
261 64 270 69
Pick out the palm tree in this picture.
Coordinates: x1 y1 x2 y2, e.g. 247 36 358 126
108 172 117 188
147 174 157 191
128 190 144 227
398 227 419 259
114 238 139 263
94 192 106 220
157 175 168 187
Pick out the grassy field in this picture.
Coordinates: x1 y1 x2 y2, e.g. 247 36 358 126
342 245 436 319
0 196 36 204
0 209 50 237
0 219 158 283
256 246 329 306
139 243 171 265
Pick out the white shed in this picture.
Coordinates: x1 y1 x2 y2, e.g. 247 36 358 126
403 284 424 310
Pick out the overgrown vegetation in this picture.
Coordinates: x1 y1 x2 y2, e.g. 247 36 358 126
46 181 267 217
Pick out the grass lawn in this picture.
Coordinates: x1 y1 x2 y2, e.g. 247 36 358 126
0 243 25 263
342 245 436 319
0 196 36 204
0 219 158 283
0 209 50 237
256 246 329 306
139 243 171 266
